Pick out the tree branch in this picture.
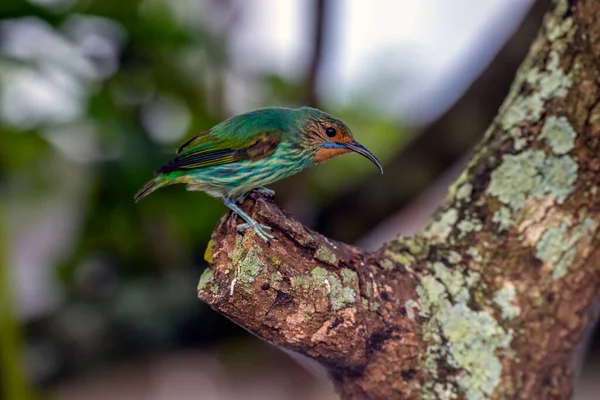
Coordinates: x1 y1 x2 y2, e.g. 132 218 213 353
304 0 328 108
198 1 600 398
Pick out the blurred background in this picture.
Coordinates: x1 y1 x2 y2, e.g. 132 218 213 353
1 0 598 399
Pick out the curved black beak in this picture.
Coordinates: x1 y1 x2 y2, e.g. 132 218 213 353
345 141 384 174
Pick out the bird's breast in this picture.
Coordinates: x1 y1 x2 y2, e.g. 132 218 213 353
182 143 313 198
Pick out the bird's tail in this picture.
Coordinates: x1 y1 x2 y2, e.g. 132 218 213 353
134 175 173 202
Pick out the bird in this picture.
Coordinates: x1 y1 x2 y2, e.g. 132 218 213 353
134 106 383 241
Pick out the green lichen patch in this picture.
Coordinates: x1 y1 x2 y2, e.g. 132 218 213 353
380 258 396 271
291 275 314 290
466 247 483 263
502 95 545 130
314 243 337 265
502 49 571 131
197 269 214 291
493 285 521 320
417 276 447 318
432 262 469 302
333 285 356 310
535 218 596 279
230 235 246 265
487 150 577 214
365 279 373 297
384 249 416 269
361 298 369 309
539 116 576 155
270 271 283 289
311 266 329 283
456 183 473 201
442 304 513 400
341 268 358 286
541 156 579 202
492 207 513 232
457 218 483 238
369 300 380 311
447 251 462 265
465 270 481 288
268 256 281 267
237 247 266 285
547 13 573 41
487 151 543 209
418 261 513 400
423 208 458 242
326 274 356 310
513 137 527 151
310 267 356 310
404 299 418 319
537 51 571 99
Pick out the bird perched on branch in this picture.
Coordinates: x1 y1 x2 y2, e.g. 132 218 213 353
135 107 383 240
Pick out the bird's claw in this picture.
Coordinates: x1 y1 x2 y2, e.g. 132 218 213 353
236 222 274 241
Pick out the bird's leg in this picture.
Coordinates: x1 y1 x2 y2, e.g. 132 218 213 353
222 197 274 241
234 187 275 204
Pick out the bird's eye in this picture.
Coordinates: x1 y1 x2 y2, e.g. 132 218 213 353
325 127 336 137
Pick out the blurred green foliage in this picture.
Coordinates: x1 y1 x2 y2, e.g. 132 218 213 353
0 0 408 392
1 202 37 400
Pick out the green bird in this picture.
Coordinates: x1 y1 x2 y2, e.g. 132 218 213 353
134 107 383 240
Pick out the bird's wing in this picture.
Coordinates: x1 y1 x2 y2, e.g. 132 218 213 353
156 130 283 174
175 129 212 155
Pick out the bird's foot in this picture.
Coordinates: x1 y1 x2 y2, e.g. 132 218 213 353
236 222 274 241
234 187 275 204
254 187 275 198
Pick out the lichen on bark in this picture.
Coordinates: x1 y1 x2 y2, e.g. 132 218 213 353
197 1 600 399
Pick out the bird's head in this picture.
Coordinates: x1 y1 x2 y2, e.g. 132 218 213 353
299 107 383 174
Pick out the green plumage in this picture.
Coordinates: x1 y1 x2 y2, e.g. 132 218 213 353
135 107 382 240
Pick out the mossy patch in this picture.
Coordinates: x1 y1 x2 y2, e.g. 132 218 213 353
268 256 282 267
314 243 337 265
197 269 214 291
204 240 217 264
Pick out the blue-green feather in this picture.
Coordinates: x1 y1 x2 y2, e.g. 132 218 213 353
134 107 318 201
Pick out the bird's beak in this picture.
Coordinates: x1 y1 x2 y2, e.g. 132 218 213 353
345 141 384 174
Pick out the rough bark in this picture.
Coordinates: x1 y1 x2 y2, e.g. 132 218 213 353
198 1 600 399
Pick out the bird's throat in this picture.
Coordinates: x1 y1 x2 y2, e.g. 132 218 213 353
313 147 351 163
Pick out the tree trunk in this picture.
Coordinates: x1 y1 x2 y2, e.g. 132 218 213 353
198 0 600 398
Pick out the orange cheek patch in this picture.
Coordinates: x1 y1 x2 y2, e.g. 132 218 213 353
314 147 351 163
